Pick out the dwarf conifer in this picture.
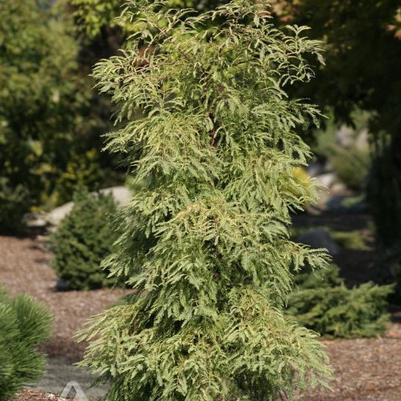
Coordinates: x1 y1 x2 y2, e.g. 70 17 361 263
0 289 51 401
51 190 122 291
80 1 331 400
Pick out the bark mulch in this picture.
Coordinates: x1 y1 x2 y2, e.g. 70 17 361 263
2 235 401 401
297 328 401 401
14 390 66 401
0 235 127 362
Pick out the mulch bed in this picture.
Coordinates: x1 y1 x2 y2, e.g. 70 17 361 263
2 234 401 401
14 390 66 401
0 235 127 362
297 331 401 401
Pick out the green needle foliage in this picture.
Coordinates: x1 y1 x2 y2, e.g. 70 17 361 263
0 288 52 401
79 1 332 400
288 264 393 338
51 190 122 291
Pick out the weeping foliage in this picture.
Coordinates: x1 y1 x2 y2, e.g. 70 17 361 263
79 1 332 400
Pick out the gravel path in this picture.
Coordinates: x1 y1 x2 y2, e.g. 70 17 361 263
1 235 401 401
33 358 108 400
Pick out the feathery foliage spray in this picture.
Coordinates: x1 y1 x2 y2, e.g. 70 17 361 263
79 1 332 400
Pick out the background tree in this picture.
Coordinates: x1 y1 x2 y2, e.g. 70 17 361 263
0 0 120 231
274 0 401 248
79 1 331 400
68 0 228 40
0 0 79 222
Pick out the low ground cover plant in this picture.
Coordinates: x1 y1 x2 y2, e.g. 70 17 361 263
288 264 392 337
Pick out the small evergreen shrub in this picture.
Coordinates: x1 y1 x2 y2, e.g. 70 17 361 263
50 190 122 291
288 264 392 338
0 288 51 401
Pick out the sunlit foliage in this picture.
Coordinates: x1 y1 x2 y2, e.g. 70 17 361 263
79 2 331 400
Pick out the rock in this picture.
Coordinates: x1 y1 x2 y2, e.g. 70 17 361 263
297 227 340 256
34 357 108 401
336 125 355 147
330 182 348 194
24 213 48 228
314 172 337 189
46 186 131 227
355 128 369 151
46 202 74 227
336 124 369 151
99 186 131 206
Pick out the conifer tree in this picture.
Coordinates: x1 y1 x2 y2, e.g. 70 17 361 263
80 1 332 400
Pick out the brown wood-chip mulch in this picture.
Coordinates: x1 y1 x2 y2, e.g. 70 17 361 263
0 235 127 362
14 390 66 401
2 235 401 401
